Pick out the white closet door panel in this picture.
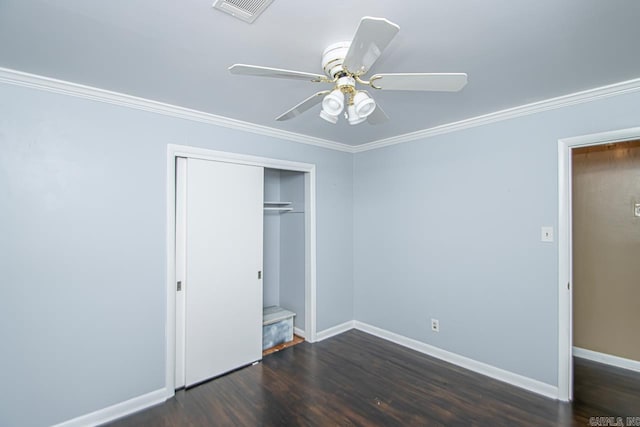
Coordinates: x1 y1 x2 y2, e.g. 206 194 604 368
185 158 263 387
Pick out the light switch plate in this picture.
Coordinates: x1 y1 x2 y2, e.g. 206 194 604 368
541 226 554 242
635 203 640 217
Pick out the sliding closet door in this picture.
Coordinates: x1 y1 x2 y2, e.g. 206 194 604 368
184 158 263 387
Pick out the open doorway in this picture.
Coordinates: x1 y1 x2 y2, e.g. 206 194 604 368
558 127 640 401
572 140 640 362
571 140 640 414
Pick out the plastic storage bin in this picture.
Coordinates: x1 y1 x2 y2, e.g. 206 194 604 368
263 306 295 350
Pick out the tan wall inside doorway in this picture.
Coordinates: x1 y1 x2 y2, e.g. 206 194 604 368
572 140 640 362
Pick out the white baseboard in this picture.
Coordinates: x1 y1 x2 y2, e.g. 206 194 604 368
53 321 563 426
294 327 305 338
353 321 559 400
52 388 168 427
573 346 640 373
315 320 355 341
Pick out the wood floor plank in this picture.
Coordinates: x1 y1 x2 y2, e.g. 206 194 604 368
105 330 640 426
262 334 305 357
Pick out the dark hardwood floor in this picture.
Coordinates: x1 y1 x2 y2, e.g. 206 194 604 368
106 330 640 426
573 356 640 422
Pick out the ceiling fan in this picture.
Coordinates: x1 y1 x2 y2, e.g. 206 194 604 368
229 16 468 125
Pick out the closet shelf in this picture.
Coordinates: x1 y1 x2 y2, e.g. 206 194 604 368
264 201 292 206
264 207 294 212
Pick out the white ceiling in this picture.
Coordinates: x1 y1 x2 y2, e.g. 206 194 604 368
1 0 639 146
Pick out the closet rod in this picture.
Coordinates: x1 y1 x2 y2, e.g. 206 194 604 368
263 207 294 212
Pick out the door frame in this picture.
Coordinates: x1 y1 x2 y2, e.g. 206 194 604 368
164 144 318 397
557 126 640 402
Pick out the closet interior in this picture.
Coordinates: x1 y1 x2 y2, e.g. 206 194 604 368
262 168 306 353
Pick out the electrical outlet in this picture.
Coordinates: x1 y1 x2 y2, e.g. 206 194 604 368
431 318 440 332
635 203 640 217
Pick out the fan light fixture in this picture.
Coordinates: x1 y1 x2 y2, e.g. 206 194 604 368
229 16 469 126
320 109 339 124
353 91 376 118
347 105 366 125
322 89 344 115
320 90 377 125
320 79 377 125
320 90 342 123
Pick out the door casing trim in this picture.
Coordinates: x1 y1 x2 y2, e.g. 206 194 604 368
165 144 318 397
557 126 640 401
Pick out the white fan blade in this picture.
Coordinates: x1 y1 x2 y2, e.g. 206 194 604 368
367 102 389 125
370 73 468 92
343 17 400 76
229 64 326 82
276 91 330 121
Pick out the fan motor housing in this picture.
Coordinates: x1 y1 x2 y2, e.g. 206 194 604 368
322 41 351 78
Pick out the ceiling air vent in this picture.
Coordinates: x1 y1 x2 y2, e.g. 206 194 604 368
212 0 273 23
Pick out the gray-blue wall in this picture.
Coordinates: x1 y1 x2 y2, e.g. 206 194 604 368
279 170 306 330
0 82 354 427
263 168 281 307
353 90 640 386
3 75 640 427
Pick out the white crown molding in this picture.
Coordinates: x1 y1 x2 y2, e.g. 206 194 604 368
354 321 559 400
354 77 640 153
2 67 639 154
0 67 354 153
